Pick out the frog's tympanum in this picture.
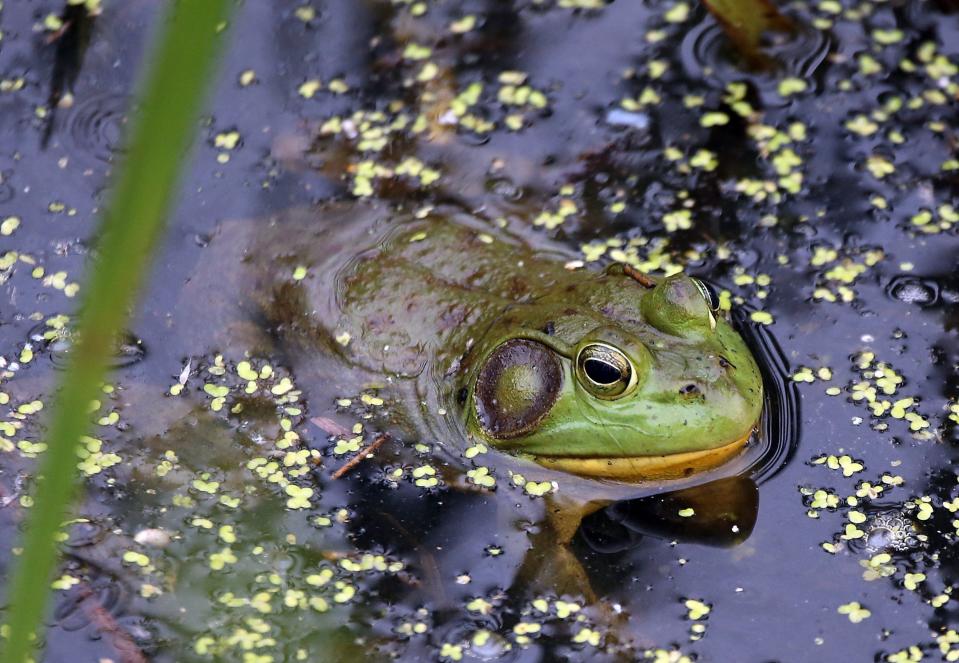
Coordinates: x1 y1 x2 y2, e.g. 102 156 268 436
196 202 764 591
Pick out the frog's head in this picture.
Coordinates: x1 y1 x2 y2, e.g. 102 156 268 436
460 266 763 482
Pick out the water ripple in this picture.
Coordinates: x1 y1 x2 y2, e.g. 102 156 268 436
64 92 130 163
680 15 832 107
733 305 801 484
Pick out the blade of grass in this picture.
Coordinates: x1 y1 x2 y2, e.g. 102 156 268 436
1 2 232 661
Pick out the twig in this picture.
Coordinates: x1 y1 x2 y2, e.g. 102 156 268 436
622 264 656 288
330 433 391 479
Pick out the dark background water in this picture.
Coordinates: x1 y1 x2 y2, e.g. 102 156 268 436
0 1 958 661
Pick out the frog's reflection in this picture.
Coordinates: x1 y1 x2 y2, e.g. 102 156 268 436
514 475 759 599
580 475 759 552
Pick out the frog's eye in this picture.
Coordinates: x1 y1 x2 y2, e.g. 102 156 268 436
693 278 720 312
576 343 634 399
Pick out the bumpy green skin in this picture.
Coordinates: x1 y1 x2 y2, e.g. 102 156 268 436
306 205 763 469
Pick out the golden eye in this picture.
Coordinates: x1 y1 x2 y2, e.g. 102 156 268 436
575 343 634 399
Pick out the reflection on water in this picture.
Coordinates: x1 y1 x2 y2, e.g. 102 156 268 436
585 475 760 551
733 305 800 483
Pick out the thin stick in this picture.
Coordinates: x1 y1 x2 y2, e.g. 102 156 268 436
622 264 656 288
331 433 391 479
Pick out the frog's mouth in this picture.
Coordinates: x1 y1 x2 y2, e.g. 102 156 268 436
531 429 752 482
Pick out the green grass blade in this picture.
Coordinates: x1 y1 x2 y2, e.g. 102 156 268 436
1 2 232 661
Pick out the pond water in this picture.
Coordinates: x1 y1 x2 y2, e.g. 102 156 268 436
1 1 958 661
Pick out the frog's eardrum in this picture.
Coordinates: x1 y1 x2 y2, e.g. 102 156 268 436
474 339 562 439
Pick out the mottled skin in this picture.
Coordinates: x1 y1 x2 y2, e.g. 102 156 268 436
294 204 764 484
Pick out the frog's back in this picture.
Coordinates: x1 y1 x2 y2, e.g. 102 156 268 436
255 203 576 378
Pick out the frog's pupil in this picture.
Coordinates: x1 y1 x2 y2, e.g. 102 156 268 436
583 358 622 385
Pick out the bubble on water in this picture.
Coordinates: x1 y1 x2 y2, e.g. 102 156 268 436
887 275 940 307
466 630 514 660
862 511 920 553
27 322 146 369
680 14 831 107
486 176 526 202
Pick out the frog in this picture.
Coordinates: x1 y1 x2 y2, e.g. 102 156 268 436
181 200 764 593
273 207 753 433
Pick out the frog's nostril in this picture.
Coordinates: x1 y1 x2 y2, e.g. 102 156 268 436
680 384 701 395
719 356 735 369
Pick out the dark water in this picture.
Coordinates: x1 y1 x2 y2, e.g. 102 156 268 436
1 1 958 661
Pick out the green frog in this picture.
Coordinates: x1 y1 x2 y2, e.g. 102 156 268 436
187 201 764 580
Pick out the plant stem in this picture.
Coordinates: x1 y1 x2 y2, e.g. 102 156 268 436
1 2 232 661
